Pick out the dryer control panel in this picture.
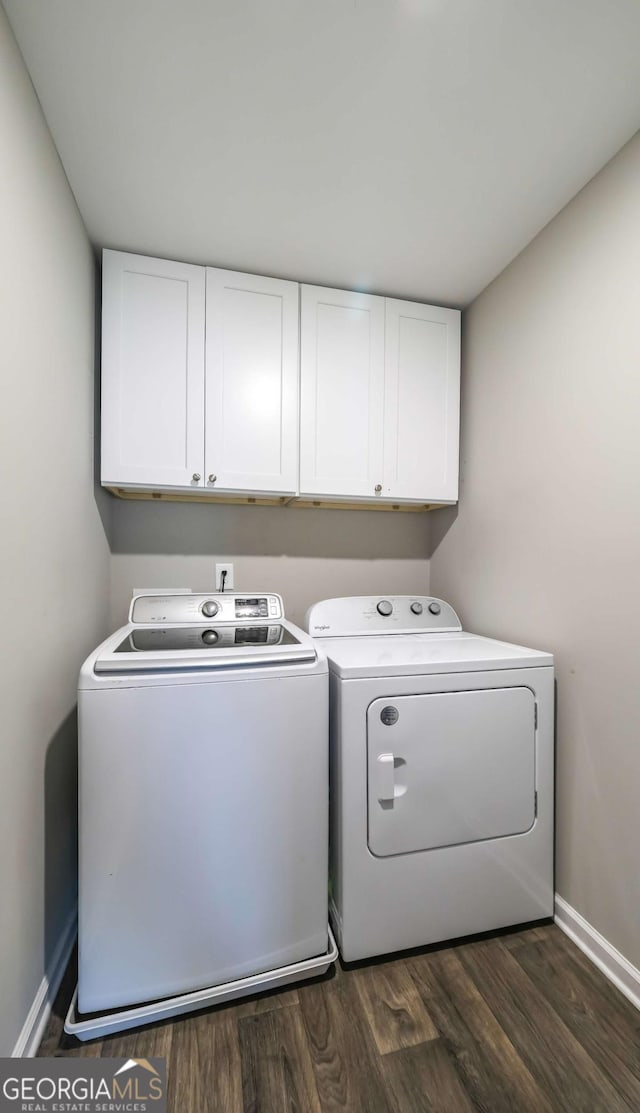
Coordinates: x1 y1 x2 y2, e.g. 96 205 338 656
305 596 462 637
130 592 284 625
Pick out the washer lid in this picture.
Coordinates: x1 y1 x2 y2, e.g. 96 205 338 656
317 631 553 678
94 621 317 674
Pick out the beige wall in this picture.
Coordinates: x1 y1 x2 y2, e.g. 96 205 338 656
0 9 111 1054
109 500 431 629
429 132 640 967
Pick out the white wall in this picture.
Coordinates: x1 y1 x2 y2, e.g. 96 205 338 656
110 500 431 629
0 8 111 1054
429 132 640 967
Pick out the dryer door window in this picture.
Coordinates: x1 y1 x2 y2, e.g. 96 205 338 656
367 687 536 857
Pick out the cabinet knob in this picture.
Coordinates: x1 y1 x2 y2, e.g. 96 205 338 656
375 484 382 493
192 473 201 482
208 474 217 484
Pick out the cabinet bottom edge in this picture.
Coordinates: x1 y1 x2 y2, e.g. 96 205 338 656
105 487 456 511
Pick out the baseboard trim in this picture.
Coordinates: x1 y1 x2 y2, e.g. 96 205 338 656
12 905 77 1057
554 894 640 1012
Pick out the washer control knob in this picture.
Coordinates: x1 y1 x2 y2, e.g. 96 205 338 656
201 600 219 618
377 599 393 616
201 629 219 645
410 602 423 615
428 601 441 616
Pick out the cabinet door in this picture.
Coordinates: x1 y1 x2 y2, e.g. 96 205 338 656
300 286 385 498
205 269 299 494
101 250 205 488
383 299 460 501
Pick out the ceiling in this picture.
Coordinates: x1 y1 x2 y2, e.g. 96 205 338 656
5 0 640 306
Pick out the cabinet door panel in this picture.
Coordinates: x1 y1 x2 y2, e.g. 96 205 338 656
300 286 385 498
383 300 460 501
101 250 205 488
205 269 299 494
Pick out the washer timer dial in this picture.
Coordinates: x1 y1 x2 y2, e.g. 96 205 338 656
377 600 393 616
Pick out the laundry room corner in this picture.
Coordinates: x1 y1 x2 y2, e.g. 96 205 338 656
428 131 640 974
3 0 640 1104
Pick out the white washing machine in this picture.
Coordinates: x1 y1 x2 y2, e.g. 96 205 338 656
305 595 554 962
66 592 336 1040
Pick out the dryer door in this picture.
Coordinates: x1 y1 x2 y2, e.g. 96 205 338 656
367 687 536 857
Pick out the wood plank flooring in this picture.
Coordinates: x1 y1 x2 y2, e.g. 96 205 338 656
39 922 640 1112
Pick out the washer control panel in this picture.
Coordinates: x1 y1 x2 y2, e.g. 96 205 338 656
305 596 462 637
130 592 284 625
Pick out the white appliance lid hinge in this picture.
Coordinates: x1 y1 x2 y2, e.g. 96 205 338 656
534 790 538 817
534 703 538 729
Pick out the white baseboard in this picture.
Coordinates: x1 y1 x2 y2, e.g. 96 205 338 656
12 905 77 1057
554 894 640 1012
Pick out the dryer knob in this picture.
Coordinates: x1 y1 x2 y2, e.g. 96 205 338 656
410 602 423 615
428 602 441 616
377 599 393 616
202 600 219 618
201 629 219 645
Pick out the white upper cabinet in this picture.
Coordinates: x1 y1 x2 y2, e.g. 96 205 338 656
101 251 461 506
101 253 298 495
299 286 460 503
205 269 299 494
101 250 205 488
383 299 460 501
299 286 385 498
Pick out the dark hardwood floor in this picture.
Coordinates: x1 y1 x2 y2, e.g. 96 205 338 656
39 923 640 1112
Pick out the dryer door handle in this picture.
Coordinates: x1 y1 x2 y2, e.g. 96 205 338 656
376 753 395 801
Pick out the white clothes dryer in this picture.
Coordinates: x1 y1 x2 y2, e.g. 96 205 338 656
305 595 554 962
